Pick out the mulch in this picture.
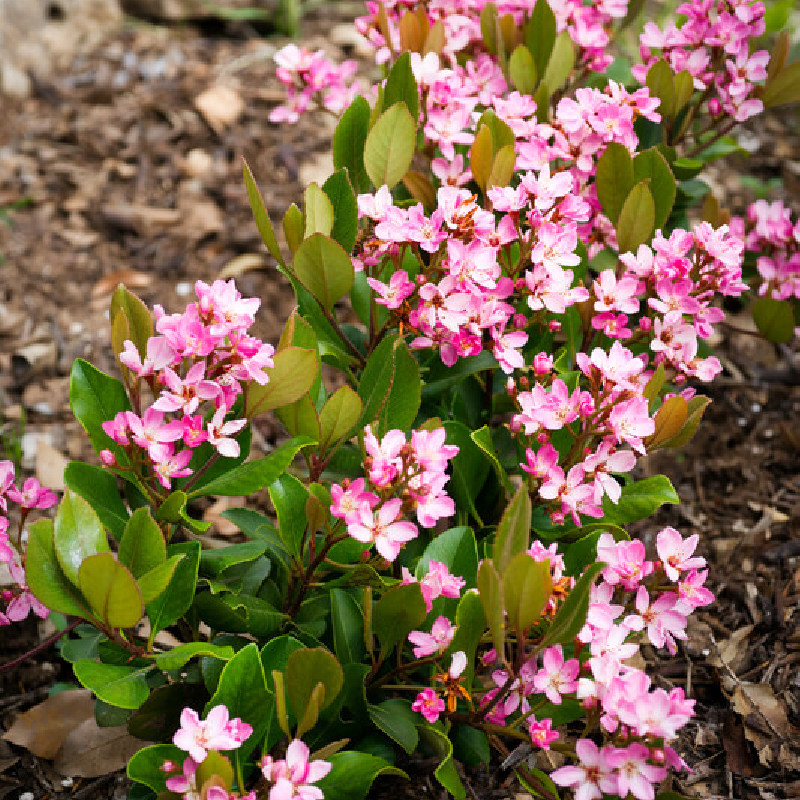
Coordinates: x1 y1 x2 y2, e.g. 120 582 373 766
0 12 798 800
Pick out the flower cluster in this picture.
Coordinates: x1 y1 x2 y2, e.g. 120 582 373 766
632 0 769 122
731 200 800 301
165 705 254 800
260 739 331 800
0 460 55 626
101 279 275 490
269 43 365 124
330 426 458 561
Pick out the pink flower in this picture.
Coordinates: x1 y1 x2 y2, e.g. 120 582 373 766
345 499 418 562
173 705 252 763
552 738 615 800
261 739 331 800
533 645 580 705
408 616 457 658
607 743 667 800
6 477 56 510
656 527 706 581
528 717 560 750
417 560 466 612
165 757 198 796
412 688 445 723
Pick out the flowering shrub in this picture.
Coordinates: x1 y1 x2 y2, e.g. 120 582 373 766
5 1 799 799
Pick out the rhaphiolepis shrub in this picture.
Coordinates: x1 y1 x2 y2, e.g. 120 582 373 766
2 1 799 799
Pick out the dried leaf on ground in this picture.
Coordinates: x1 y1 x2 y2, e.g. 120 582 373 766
2 690 94 759
54 718 144 778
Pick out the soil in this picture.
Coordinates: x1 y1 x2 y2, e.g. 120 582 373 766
0 10 798 800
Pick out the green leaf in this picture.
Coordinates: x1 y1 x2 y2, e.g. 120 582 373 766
293 233 355 314
595 142 634 226
364 102 416 189
369 699 419 753
331 588 366 665
421 350 497 396
417 725 465 799
136 554 184 605
109 285 153 368
154 490 209 534
192 435 314 498
502 552 552 633
763 61 800 108
146 541 200 636
245 347 319 418
447 590 486 688
646 59 675 117
633 148 676 231
493 484 532 575
477 560 505 658
417 526 478 592
471 425 512 494
283 203 304 255
377 338 421 437
443 421 491 524
286 647 344 718
304 182 335 238
319 386 362 452
451 725 490 767
128 744 185 792
275 392 321 441
154 642 234 672
196 592 287 638
53 490 109 587
333 96 371 194
73 661 150 709
525 0 557 79
200 541 268 577
509 44 537 95
69 359 130 457
63 462 130 541
373 583 427 659
661 395 712 449
25 519 90 618
563 526 628 577
616 181 655 254
316 751 406 800
322 169 359 253
243 158 285 266
268 473 309 557
207 643 273 763
78 553 143 629
118 507 165 579
383 52 420 122
540 561 604 648
475 110 515 153
541 31 575 92
357 334 397 428
601 475 679 525
752 297 795 344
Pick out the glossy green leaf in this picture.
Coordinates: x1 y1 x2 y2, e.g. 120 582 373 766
601 475 679 525
246 346 319 420
322 169 359 253
673 70 694 111
447 591 486 688
319 385 362 452
509 44 537 95
286 647 344 718
417 725 465 799
373 582 427 659
540 561 604 649
479 2 499 54
78 552 143 629
646 59 675 117
316 751 406 800
304 182 335 238
53 490 109 587
616 181 655 254
477 559 505 659
243 158 285 267
207 643 273 763
633 147 676 231
357 334 396 427
383 52 420 121
199 541 268 578
331 588 366 665
118 507 164 579
196 591 287 638
63 462 129 541
268 472 309 557
377 337 421 436
661 395 712 449
154 642 234 672
73 661 150 709
475 110 515 153
364 102 416 189
595 142 634 225
487 143 516 189
333 96 371 194
525 0 557 78
469 124 493 193
192 435 314 498
541 31 575 92
293 233 355 314
25 519 90 618
69 359 130 457
275 392 321 440
283 203 304 255
136 554 184 605
752 297 795 344
369 698 419 753
146 541 200 637
109 285 153 369
493 484 532 575
471 425 512 494
443 420 491 524
128 744 185 792
502 552 552 633
451 725 490 767
154 490 209 534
